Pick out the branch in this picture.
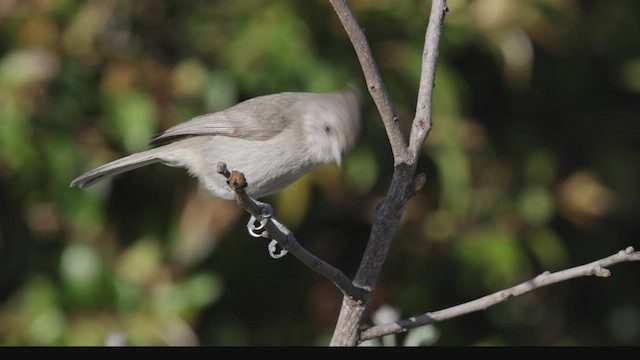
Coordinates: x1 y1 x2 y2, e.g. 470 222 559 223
359 246 640 342
408 2 448 158
329 0 408 163
329 0 449 346
216 163 367 302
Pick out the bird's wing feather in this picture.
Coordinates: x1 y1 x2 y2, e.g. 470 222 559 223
149 93 305 145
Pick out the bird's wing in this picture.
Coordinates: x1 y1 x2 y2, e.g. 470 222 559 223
149 93 304 145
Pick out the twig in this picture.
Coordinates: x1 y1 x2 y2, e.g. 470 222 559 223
216 162 367 302
359 247 640 342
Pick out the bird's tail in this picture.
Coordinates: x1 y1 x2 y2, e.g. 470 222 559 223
70 147 169 188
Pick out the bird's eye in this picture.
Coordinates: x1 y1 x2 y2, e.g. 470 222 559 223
324 125 331 134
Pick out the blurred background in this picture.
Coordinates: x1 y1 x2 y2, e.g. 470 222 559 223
1 0 639 346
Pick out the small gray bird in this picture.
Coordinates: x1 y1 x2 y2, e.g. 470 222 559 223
70 89 361 200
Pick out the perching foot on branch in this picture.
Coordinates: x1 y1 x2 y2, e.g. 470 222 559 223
246 204 289 258
216 163 362 298
246 200 273 237
217 161 288 259
266 218 290 259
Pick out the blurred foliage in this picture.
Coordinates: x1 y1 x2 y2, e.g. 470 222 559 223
1 0 639 346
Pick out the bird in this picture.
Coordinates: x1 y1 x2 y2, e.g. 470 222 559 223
70 89 362 201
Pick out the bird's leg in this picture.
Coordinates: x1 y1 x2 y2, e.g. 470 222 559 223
216 162 288 258
267 218 289 259
245 202 289 258
246 200 273 238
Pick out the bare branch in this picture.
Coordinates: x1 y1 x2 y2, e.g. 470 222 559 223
359 247 640 342
216 162 367 301
408 2 448 158
328 0 408 163
326 0 639 347
328 0 449 346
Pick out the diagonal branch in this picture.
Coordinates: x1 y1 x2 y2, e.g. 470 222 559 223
359 247 640 342
329 0 408 163
216 162 367 302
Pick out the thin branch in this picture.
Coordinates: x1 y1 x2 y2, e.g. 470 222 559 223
217 163 367 302
329 0 408 163
408 2 448 158
359 246 640 342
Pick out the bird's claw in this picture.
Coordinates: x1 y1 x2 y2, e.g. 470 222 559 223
246 201 273 237
245 202 288 259
247 215 269 237
268 239 288 259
